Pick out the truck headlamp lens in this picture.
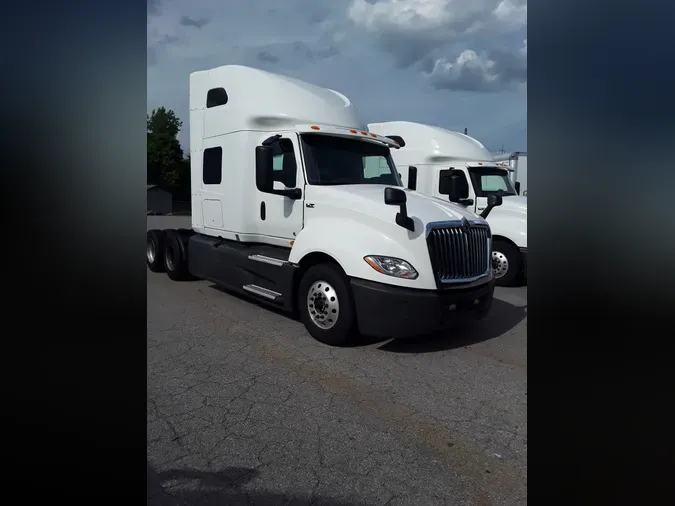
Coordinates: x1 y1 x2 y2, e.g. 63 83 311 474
363 256 418 280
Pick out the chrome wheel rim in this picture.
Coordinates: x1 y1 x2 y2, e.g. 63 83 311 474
165 243 176 271
307 280 339 330
492 251 509 279
147 238 156 264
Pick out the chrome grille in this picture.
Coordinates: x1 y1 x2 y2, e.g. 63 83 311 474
427 224 491 282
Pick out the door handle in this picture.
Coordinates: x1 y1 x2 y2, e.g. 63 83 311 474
260 201 266 220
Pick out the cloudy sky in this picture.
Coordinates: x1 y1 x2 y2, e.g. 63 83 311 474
148 0 527 153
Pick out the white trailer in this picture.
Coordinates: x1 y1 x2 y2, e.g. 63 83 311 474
368 121 527 286
493 151 527 197
147 66 502 345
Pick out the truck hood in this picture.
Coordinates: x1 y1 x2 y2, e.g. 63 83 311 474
490 195 527 221
483 195 527 248
305 184 485 227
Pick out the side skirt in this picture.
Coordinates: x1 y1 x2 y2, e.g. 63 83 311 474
187 234 297 312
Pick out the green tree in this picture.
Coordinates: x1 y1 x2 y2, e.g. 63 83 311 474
148 106 182 138
173 155 192 202
147 107 185 190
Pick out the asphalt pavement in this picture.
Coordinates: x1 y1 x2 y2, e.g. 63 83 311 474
147 216 527 505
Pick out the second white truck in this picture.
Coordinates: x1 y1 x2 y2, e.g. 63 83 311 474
147 66 503 346
368 121 527 286
493 151 528 197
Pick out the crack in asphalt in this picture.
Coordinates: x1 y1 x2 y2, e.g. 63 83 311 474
147 270 527 505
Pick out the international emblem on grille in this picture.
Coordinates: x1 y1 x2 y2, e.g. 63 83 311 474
461 217 470 229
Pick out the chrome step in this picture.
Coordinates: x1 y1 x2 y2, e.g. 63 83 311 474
248 254 287 267
242 284 281 300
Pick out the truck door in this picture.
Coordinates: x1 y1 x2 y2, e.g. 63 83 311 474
437 167 477 212
470 167 514 214
256 135 305 244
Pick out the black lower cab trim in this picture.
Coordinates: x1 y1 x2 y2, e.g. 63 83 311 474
520 248 527 278
187 234 296 311
351 277 495 339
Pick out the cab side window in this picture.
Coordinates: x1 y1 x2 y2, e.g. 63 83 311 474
271 139 297 188
480 175 509 192
363 155 389 178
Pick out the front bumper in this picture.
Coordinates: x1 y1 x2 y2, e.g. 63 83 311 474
520 248 527 279
350 277 496 339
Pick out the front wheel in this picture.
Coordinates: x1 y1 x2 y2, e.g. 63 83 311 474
298 264 357 346
492 239 521 287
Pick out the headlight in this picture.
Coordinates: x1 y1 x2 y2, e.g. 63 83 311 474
363 255 418 280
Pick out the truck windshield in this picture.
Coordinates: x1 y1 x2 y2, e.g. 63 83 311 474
301 134 402 186
468 167 517 197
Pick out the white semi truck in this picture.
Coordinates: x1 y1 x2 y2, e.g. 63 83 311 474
493 151 527 197
147 66 503 346
368 121 527 286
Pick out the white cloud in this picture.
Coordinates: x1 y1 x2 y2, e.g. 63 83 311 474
349 0 458 33
349 0 527 34
347 0 527 66
426 38 526 91
427 50 500 91
493 0 528 27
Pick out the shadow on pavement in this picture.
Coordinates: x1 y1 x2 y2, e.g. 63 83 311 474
376 298 527 353
147 462 351 506
207 284 526 354
208 284 299 320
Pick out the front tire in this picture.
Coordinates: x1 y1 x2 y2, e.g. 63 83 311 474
298 264 357 346
492 239 521 287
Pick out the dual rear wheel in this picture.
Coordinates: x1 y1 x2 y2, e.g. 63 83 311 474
146 230 192 281
147 230 357 346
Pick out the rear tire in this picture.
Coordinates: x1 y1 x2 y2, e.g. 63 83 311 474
164 230 192 281
147 230 165 272
492 239 521 287
298 263 357 346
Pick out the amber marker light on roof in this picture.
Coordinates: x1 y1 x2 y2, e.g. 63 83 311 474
310 125 320 130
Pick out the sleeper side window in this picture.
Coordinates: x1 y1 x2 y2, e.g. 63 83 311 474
438 169 451 194
203 147 222 185
206 88 228 108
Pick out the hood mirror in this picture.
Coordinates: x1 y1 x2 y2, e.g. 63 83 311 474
384 187 414 232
